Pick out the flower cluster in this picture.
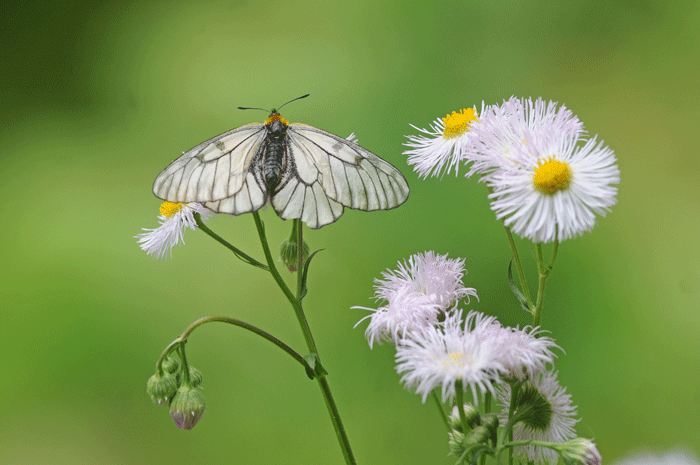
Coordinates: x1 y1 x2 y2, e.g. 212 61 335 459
405 97 620 243
355 251 585 464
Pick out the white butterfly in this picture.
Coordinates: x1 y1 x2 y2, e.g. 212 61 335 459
152 96 410 229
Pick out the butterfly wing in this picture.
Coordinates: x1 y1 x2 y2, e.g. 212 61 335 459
152 123 269 215
269 124 409 228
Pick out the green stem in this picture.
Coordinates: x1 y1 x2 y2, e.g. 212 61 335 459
252 212 356 465
532 241 559 327
503 224 534 312
195 214 268 270
431 391 450 431
295 219 304 297
455 380 470 435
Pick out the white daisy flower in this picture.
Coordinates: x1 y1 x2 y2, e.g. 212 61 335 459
613 450 700 465
375 251 478 312
353 287 441 348
136 201 213 259
467 97 619 243
395 310 506 404
404 106 482 178
497 370 578 464
466 97 585 181
498 325 560 381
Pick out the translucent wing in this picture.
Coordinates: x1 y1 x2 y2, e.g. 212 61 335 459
152 124 269 215
271 124 409 226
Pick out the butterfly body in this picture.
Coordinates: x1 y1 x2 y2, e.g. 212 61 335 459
153 108 409 229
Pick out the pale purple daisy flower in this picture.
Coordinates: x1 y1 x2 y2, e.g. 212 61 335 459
395 310 506 404
404 106 483 178
136 201 213 259
497 370 579 464
499 325 560 381
353 287 441 348
375 251 478 312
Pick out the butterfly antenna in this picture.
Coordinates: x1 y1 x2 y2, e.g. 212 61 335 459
276 94 310 111
237 105 269 112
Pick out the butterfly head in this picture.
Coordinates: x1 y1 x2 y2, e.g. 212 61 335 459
265 111 290 126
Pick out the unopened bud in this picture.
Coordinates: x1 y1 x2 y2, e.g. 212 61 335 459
147 371 178 405
169 385 206 430
560 439 601 465
279 238 309 272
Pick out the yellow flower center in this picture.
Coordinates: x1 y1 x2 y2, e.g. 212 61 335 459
533 158 572 194
442 108 478 139
160 201 184 217
443 352 472 369
265 113 290 125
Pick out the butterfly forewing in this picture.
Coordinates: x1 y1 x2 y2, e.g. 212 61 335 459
153 124 266 204
286 124 409 212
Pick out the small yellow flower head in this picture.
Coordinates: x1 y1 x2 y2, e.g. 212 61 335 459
442 108 479 139
533 158 572 195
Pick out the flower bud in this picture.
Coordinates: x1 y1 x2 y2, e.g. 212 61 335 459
162 357 179 374
177 366 203 388
169 385 206 430
560 439 601 465
447 403 480 432
147 371 178 405
279 237 309 272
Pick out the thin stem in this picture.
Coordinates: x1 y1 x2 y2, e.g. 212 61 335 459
455 380 470 436
156 316 312 374
252 212 356 465
532 240 559 328
503 224 534 312
252 213 318 354
431 391 450 431
195 214 268 270
295 219 304 297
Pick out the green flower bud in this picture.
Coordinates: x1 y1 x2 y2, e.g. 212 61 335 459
447 403 480 432
162 357 179 374
177 366 203 388
169 385 206 430
560 439 601 465
279 237 309 272
147 371 178 405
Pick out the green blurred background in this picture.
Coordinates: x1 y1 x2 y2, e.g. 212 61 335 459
2 0 699 463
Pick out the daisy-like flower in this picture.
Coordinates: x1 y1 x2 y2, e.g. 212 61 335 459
395 310 506 404
404 106 483 178
354 287 442 348
467 97 619 243
498 325 560 381
136 201 213 259
466 97 585 181
497 370 578 464
375 251 478 312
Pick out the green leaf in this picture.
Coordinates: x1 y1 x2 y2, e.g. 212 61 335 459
298 249 324 302
507 259 531 313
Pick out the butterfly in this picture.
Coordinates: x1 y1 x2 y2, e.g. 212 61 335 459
152 95 410 229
